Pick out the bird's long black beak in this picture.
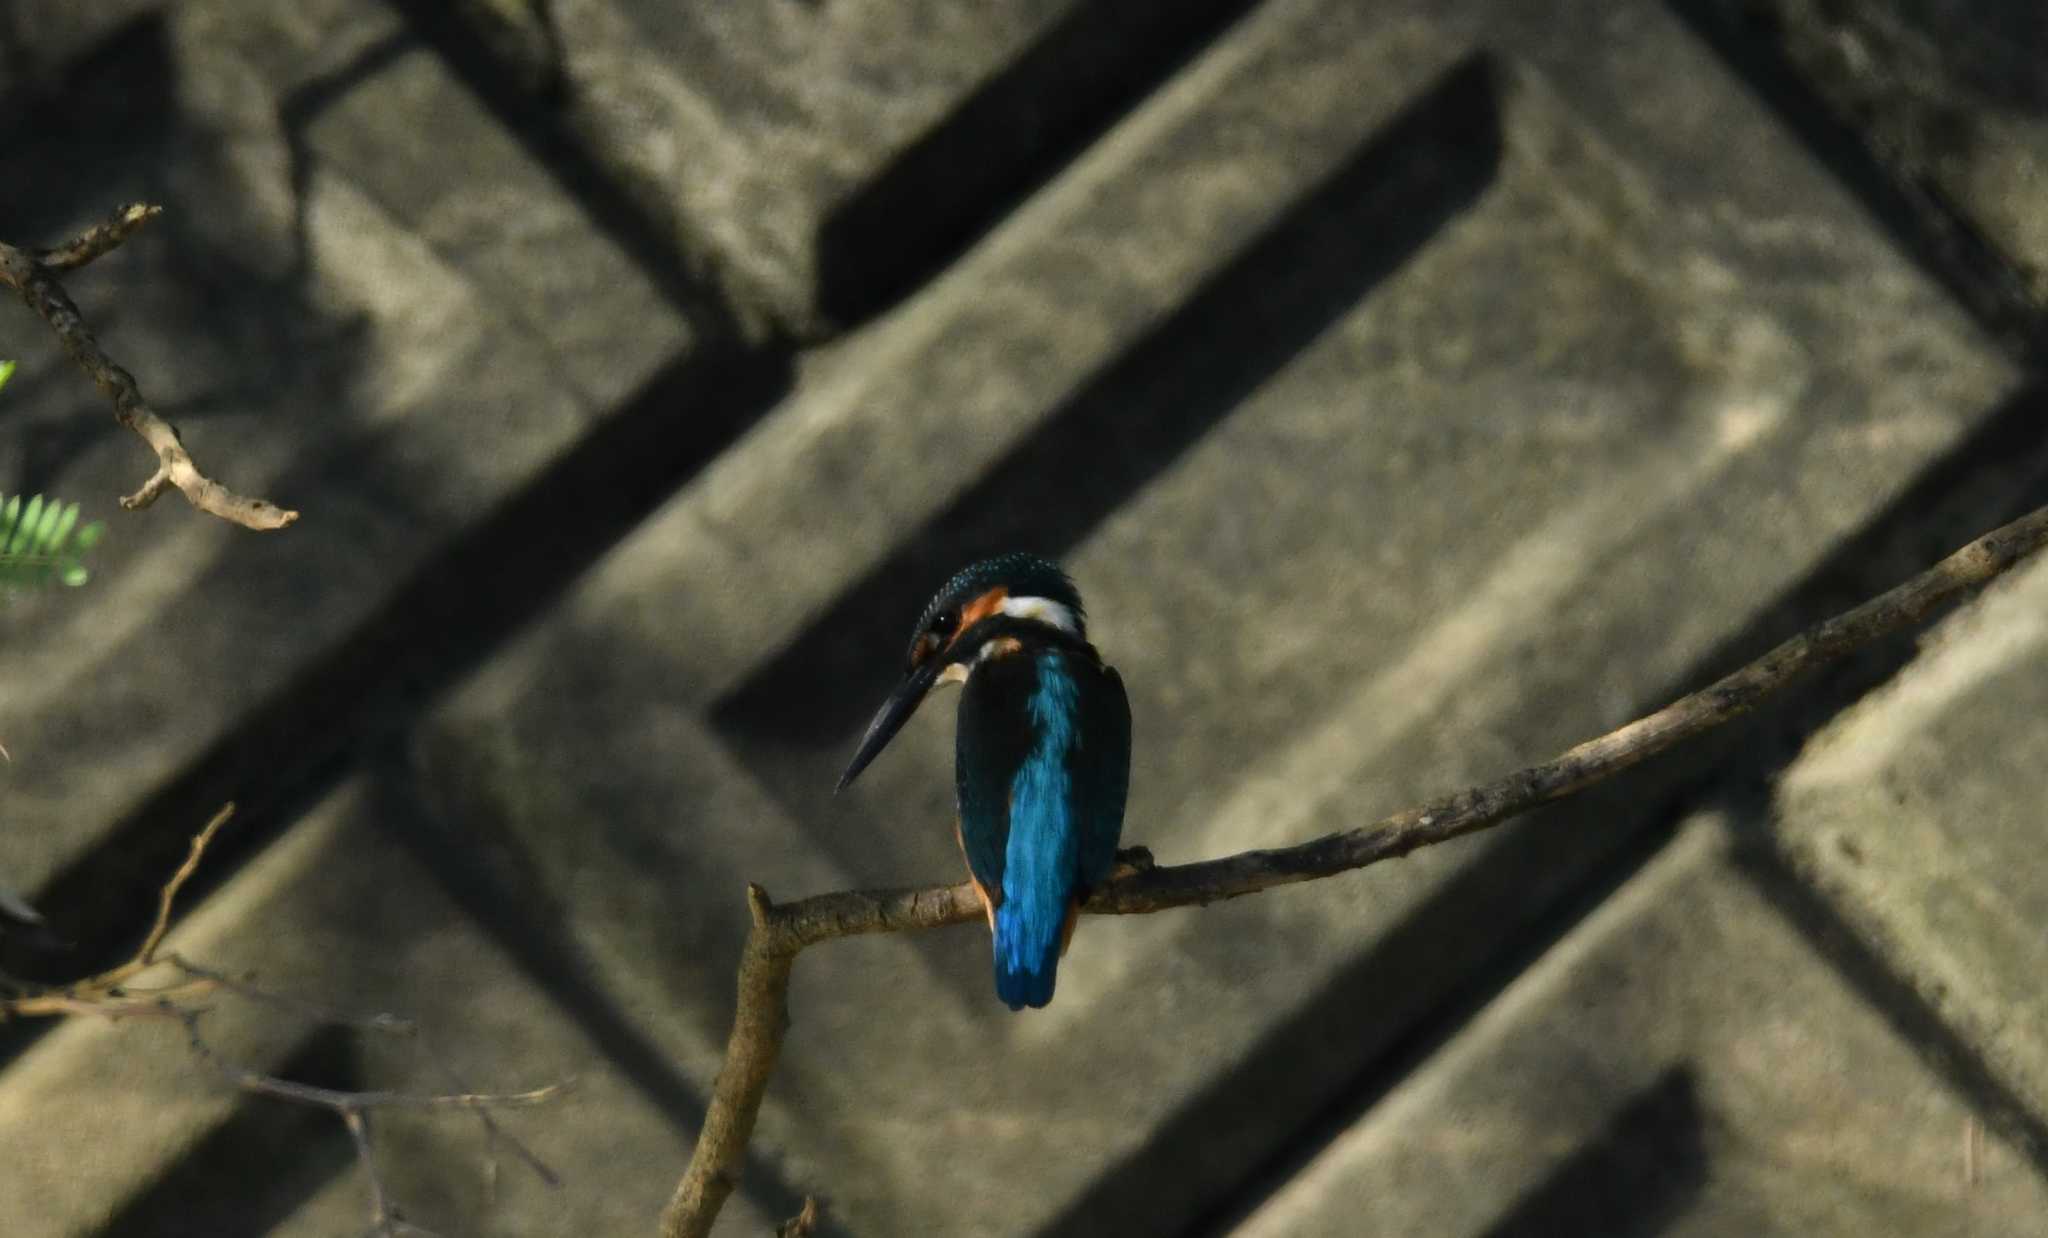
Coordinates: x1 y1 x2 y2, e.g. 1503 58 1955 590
836 658 943 792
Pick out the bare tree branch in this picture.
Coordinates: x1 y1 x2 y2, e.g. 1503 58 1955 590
0 806 566 1233
0 802 235 1019
660 887 802 1238
419 1029 566 1193
174 1005 566 1113
167 955 565 1191
658 502 2048 1238
171 1004 563 1235
133 802 233 971
0 204 299 530
35 202 163 273
346 1107 444 1238
166 955 418 1036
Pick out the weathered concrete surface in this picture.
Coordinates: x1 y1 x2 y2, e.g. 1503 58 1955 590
416 0 1259 334
1683 0 2048 353
0 5 688 930
0 0 2043 1233
403 0 2022 1232
1234 816 2048 1237
1772 547 2048 1127
1790 1 2048 275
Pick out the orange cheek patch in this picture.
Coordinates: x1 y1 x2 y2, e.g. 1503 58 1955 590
949 586 1010 647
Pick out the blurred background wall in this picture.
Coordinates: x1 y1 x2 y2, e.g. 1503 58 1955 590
1 0 2045 1233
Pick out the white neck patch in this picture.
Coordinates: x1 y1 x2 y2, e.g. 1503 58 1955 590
999 594 1080 636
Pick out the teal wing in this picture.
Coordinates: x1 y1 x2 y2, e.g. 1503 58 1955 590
1073 660 1131 889
955 648 1128 1008
955 652 1036 898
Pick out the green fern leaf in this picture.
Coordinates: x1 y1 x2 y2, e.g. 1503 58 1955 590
0 491 106 593
7 495 41 557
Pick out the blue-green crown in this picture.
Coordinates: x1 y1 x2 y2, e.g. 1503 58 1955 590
913 553 1085 647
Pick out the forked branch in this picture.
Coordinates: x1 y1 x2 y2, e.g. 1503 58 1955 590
659 502 2048 1238
0 204 298 530
0 804 564 1234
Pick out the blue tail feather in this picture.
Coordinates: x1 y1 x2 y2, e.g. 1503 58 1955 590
993 898 1062 1009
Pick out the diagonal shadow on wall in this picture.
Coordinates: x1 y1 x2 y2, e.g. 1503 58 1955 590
814 0 1262 327
1162 379 2048 1238
1479 1066 1709 1238
99 1026 361 1238
713 56 1507 904
1665 0 2048 365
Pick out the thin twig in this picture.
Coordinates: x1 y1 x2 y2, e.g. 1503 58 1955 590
166 955 562 1191
132 803 234 971
168 955 418 1036
343 1108 391 1232
0 807 566 1234
420 1031 566 1191
657 502 2048 1238
0 204 298 530
1 991 202 1021
346 1106 444 1238
35 202 162 272
0 803 235 1019
175 1004 563 1233
179 1007 565 1112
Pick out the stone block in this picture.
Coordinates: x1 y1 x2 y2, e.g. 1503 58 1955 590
422 0 1263 333
1234 817 2048 1236
0 2 690 960
1772 547 2048 1126
0 775 771 1237
1678 0 2048 351
406 0 2018 1231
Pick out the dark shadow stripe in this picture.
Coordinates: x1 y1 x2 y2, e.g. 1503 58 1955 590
360 761 816 1226
1480 1066 1708 1238
1 13 795 1220
1732 842 2048 1178
1665 0 2047 366
715 53 1507 761
708 59 1506 967
0 345 788 1027
100 1027 359 1238
1071 763 1695 1238
0 16 186 490
382 0 738 333
815 0 1261 326
1162 381 2048 1237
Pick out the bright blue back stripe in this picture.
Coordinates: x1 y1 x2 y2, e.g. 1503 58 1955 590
994 654 1080 1008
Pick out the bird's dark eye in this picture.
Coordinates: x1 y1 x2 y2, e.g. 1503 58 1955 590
909 608 960 668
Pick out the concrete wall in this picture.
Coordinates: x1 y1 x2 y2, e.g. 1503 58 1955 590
0 1 2043 1233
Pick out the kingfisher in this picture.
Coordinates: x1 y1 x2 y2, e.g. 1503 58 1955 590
836 553 1131 1010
